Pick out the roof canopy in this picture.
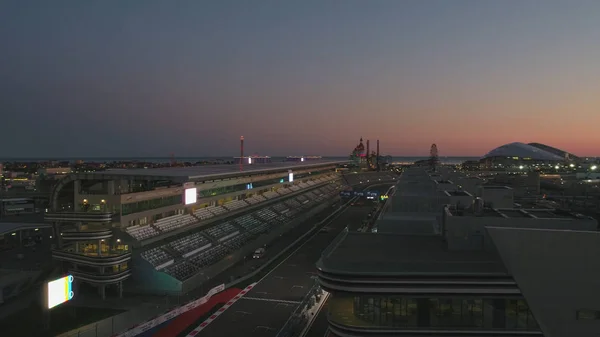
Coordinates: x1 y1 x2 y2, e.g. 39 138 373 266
482 142 563 161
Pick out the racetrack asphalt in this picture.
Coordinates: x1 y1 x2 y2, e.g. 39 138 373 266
185 185 391 337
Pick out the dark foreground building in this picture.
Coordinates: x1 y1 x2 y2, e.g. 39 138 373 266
317 167 600 337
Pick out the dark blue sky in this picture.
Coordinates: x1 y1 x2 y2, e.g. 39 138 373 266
2 1 599 158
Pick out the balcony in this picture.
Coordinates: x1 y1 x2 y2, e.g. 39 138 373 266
68 269 131 285
61 228 113 241
45 211 114 223
52 249 131 267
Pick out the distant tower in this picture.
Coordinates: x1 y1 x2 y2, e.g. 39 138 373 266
376 140 380 171
240 136 244 172
366 140 370 166
430 144 439 171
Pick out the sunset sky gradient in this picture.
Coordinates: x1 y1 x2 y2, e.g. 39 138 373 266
1 1 599 158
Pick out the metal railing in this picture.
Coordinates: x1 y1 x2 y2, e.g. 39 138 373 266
276 279 324 337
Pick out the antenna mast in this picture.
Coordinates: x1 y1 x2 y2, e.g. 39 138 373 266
240 136 244 172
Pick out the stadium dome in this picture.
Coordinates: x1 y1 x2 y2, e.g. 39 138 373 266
528 142 579 160
482 142 564 161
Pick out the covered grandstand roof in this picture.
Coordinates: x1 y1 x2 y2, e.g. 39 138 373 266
482 142 564 161
85 159 348 181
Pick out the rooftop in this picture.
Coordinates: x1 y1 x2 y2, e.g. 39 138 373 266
0 269 41 288
320 232 506 276
445 190 472 196
448 207 505 217
84 159 347 182
0 221 52 236
447 207 591 220
435 180 454 184
482 186 513 190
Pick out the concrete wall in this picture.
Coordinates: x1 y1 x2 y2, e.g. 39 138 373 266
128 257 182 296
487 227 600 337
444 210 598 252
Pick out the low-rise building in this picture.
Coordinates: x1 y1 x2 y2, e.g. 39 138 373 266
318 166 600 337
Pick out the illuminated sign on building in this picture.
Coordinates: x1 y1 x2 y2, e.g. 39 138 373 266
47 275 74 309
184 188 197 205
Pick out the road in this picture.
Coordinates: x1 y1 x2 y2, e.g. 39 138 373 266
184 185 391 337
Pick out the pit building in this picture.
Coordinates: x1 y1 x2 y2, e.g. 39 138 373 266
46 160 347 299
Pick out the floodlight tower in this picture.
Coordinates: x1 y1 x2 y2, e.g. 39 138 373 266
240 136 244 172
376 140 380 171
366 140 370 167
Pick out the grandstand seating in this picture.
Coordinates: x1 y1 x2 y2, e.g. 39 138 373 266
164 262 197 281
296 195 309 204
208 206 228 216
204 222 238 240
126 225 160 241
222 199 249 211
141 247 174 269
304 191 318 199
223 232 254 250
285 199 302 208
170 232 212 257
128 178 341 242
254 208 279 223
245 195 262 205
152 180 346 282
193 207 215 221
286 208 300 217
154 214 197 233
235 214 262 229
235 214 270 234
256 195 267 202
272 202 290 214
263 191 279 199
277 188 291 195
188 245 229 269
